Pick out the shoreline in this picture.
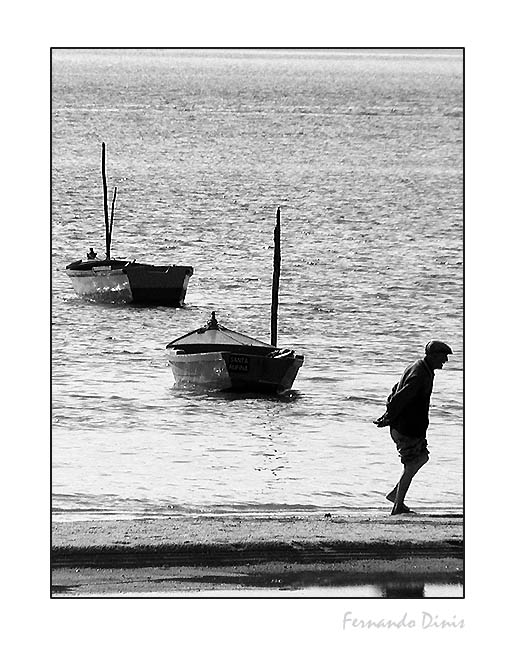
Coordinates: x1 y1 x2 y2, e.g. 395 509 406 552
52 513 463 596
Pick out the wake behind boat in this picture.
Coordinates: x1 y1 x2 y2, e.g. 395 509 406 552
166 208 304 394
65 143 193 306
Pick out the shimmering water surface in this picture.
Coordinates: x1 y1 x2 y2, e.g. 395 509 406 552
52 49 463 521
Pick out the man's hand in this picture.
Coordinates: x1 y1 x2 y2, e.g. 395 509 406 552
373 412 390 428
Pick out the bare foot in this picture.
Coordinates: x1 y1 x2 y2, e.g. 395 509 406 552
386 491 412 513
391 504 415 515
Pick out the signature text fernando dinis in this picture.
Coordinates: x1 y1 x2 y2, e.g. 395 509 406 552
343 611 464 630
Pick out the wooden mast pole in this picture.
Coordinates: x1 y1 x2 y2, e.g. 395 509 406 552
270 207 281 347
101 142 110 260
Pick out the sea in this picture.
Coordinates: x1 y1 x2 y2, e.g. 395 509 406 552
52 49 463 522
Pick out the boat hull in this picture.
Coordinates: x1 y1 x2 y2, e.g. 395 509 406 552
66 263 193 306
168 350 304 394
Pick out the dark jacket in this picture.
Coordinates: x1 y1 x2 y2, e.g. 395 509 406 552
386 358 434 438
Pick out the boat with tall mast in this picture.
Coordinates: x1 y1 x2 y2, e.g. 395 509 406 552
65 143 193 306
166 208 304 393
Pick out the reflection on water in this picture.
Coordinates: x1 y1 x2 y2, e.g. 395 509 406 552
172 386 302 402
52 554 463 598
304 582 463 598
382 581 425 598
164 572 462 598
290 582 462 598
54 581 463 598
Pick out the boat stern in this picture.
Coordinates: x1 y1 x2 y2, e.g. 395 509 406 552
124 265 193 306
221 350 304 393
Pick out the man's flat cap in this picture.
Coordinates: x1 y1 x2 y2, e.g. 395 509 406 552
425 340 453 355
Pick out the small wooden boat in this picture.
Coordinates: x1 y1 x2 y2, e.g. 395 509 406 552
166 208 304 394
66 258 193 306
65 143 193 306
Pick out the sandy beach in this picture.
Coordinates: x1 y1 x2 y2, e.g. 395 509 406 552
52 513 463 596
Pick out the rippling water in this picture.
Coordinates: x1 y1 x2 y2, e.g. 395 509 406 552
52 49 463 520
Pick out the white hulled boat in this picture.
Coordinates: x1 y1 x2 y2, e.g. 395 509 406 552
65 143 193 306
167 311 304 393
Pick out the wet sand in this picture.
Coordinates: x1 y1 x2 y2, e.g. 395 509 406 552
51 513 463 596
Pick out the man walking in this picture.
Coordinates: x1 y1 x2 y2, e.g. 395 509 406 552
374 340 453 515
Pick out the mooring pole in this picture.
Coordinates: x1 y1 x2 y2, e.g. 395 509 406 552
101 142 110 259
108 186 117 257
270 207 281 347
